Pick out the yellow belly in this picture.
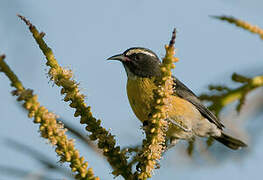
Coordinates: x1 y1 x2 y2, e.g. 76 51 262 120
127 77 199 121
126 77 204 139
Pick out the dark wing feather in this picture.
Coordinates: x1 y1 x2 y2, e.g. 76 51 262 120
172 76 224 130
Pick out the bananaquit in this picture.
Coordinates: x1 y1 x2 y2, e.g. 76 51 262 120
108 47 247 150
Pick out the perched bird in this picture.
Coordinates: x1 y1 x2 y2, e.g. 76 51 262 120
108 47 247 150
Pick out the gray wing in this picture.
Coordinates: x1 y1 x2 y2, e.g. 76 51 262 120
172 76 224 130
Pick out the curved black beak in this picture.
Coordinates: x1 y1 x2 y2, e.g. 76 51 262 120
107 54 126 61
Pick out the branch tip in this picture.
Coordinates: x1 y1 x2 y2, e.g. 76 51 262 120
210 15 223 19
209 15 217 19
17 14 33 28
0 54 6 60
211 15 263 40
169 28 176 47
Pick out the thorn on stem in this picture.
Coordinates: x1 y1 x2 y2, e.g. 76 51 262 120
39 32 46 38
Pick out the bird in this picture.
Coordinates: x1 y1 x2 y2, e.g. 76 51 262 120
107 47 247 150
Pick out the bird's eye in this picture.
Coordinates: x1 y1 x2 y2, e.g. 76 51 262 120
134 54 140 61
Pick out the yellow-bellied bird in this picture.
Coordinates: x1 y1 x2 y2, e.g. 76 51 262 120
108 47 247 150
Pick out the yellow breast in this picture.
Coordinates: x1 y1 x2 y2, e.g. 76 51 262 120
126 76 202 133
126 77 156 122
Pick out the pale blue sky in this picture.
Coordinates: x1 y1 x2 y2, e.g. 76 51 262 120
0 0 263 179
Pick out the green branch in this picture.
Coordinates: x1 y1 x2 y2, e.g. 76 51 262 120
17 15 133 179
135 29 179 179
200 73 263 147
0 55 97 180
200 73 263 116
212 15 263 40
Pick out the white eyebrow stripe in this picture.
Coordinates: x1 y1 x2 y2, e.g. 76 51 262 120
126 49 156 57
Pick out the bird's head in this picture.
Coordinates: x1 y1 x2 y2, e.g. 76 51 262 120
107 47 161 78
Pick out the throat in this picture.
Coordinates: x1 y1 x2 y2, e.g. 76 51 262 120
123 63 161 79
123 64 138 80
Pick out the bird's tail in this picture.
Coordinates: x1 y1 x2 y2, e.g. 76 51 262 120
214 132 247 150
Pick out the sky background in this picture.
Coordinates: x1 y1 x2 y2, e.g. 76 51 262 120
0 0 263 179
